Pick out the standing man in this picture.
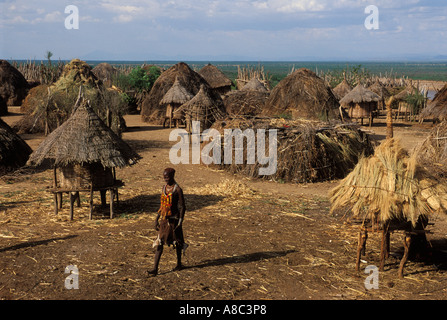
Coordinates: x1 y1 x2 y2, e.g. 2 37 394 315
148 168 187 276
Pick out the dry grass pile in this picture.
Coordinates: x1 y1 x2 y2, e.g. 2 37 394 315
0 59 30 109
261 68 340 121
15 59 127 135
210 117 373 183
420 84 447 121
416 120 447 178
330 138 447 227
223 90 269 116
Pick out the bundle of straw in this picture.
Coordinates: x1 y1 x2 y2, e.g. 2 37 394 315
330 138 447 227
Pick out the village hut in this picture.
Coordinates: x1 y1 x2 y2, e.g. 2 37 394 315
332 79 352 101
0 60 30 111
339 84 380 126
26 99 140 220
210 117 373 183
175 84 226 133
0 117 32 176
261 68 341 122
223 90 269 117
198 64 233 96
240 77 268 93
159 76 194 128
330 138 447 278
141 62 218 125
15 59 126 135
416 120 447 178
420 84 447 122
392 84 419 121
92 62 118 87
368 80 390 110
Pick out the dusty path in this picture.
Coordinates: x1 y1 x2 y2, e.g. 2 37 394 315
0 110 446 301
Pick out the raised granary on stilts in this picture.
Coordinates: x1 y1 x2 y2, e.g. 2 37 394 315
332 79 352 101
329 138 447 278
198 64 233 97
339 84 380 127
26 99 140 220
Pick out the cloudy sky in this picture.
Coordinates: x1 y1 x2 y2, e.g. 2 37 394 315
1 0 446 61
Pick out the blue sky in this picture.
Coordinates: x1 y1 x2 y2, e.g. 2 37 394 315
1 0 446 61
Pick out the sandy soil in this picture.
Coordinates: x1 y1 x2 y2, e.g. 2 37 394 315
0 108 446 301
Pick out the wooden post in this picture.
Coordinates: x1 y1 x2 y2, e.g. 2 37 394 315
69 192 75 220
109 188 114 219
53 193 58 215
89 184 93 220
398 232 412 279
379 222 390 271
53 168 58 214
356 227 368 271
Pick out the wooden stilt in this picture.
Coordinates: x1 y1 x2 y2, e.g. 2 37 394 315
89 185 93 220
379 228 389 271
53 193 58 215
76 191 81 207
109 188 114 219
69 192 75 220
398 233 412 279
356 228 368 271
100 190 107 207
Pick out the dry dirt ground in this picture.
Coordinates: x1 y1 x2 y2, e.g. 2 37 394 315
0 109 447 301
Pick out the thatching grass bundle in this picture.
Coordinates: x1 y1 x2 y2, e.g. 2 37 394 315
15 59 127 135
330 138 447 227
210 117 373 183
416 120 447 178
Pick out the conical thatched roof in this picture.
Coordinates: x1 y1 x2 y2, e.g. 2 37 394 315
330 138 447 227
420 84 447 120
339 84 380 105
177 84 226 125
0 60 30 107
27 100 140 169
198 64 233 89
368 80 390 100
0 117 32 175
261 68 340 121
141 62 218 124
160 76 194 105
92 62 118 84
394 85 418 101
240 77 268 92
332 79 352 101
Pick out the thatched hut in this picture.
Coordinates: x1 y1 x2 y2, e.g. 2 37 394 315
240 77 268 93
159 76 194 128
176 84 226 133
261 68 341 122
420 84 447 122
368 80 390 110
332 79 352 101
198 64 233 96
0 60 30 111
16 59 126 135
0 117 32 176
141 62 218 125
210 117 373 183
416 120 447 178
340 84 380 126
393 85 419 120
27 99 140 220
92 62 118 87
330 138 447 278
